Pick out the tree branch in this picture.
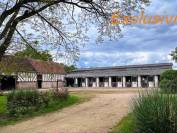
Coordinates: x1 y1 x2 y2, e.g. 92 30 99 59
0 20 18 60
15 29 37 51
0 9 20 40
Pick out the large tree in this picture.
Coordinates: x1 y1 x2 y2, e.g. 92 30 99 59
64 64 76 73
14 46 53 61
0 0 149 62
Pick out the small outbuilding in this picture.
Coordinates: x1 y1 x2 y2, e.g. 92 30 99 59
0 56 65 90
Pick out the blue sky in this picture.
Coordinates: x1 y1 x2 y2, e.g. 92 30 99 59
76 0 177 69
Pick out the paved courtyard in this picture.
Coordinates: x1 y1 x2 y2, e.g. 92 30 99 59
0 88 139 133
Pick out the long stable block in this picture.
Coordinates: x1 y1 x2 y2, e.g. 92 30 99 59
65 63 173 88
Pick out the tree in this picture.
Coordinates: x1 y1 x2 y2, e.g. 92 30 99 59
0 0 149 62
170 47 177 62
64 65 77 73
14 46 53 61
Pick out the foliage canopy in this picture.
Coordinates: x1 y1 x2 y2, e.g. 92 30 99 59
0 0 149 63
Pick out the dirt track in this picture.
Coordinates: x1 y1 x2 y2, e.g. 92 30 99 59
0 89 137 133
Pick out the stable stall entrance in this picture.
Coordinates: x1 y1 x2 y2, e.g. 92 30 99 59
111 77 117 87
126 76 132 87
0 76 16 90
141 76 149 88
132 76 138 87
88 78 96 87
77 78 83 87
65 78 74 87
99 77 104 87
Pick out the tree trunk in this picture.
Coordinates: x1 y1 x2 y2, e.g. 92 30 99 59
0 21 18 61
0 42 10 61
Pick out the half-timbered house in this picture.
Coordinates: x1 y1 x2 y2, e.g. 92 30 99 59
0 56 65 90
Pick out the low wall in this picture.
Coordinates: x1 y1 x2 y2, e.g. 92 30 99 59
42 81 64 88
17 81 64 89
132 82 138 87
149 82 155 88
17 82 37 89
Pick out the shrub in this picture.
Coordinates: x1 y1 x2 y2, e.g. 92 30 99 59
133 90 177 133
160 70 177 81
39 91 51 107
52 88 69 100
160 78 177 93
7 89 50 116
160 70 177 93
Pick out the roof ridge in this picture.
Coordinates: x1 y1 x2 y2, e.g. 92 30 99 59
75 63 173 71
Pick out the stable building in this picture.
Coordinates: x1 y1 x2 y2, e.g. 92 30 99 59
0 56 65 90
66 63 173 88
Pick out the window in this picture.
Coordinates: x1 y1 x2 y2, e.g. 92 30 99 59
132 76 137 82
81 78 85 82
93 78 96 82
148 76 154 82
104 77 109 82
112 77 117 82
117 77 122 82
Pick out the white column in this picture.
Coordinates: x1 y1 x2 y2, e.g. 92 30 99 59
92 78 96 87
123 76 126 88
96 77 99 87
109 77 112 87
74 78 78 87
85 78 88 87
154 75 159 88
138 76 141 88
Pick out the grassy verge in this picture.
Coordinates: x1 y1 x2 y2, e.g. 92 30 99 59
110 113 136 133
0 96 7 114
70 91 95 101
0 94 85 126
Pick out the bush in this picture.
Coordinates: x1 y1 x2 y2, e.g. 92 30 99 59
133 90 177 133
160 70 177 93
52 88 69 100
39 91 51 107
160 70 177 81
7 89 50 116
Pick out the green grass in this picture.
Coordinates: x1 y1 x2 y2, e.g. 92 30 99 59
110 113 136 133
0 95 82 126
0 96 7 114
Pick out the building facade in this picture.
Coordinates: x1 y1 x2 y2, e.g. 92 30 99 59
0 56 65 90
66 63 173 88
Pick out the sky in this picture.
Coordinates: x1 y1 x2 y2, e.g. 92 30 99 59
76 0 177 69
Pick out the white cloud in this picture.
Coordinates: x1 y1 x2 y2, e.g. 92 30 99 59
78 50 175 68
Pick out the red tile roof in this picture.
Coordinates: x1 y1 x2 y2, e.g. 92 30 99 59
29 59 65 74
0 56 65 74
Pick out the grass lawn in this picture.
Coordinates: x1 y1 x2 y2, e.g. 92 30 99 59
0 94 85 126
110 113 136 133
0 96 7 114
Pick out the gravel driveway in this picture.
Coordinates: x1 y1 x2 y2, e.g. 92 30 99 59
0 89 137 133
